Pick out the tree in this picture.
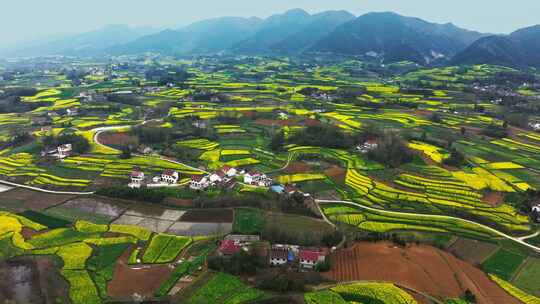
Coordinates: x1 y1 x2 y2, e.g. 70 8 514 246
270 131 285 152
444 149 466 167
463 289 477 303
120 146 132 159
367 132 413 168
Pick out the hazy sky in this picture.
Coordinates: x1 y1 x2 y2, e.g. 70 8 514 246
2 0 538 47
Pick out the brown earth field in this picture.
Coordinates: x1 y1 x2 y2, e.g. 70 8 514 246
283 161 312 174
325 242 521 304
107 247 173 299
163 197 194 207
98 132 138 147
324 166 346 184
0 188 75 211
180 208 233 223
447 238 499 265
483 191 505 207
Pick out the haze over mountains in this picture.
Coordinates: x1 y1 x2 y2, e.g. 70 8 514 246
3 8 540 68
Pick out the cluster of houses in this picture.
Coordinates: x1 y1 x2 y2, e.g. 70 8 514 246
356 139 378 154
129 164 274 190
189 166 272 191
218 235 329 270
310 91 337 102
128 168 180 189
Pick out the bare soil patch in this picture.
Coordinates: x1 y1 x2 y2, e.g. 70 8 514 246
448 238 499 265
483 191 504 207
108 247 173 299
325 242 521 304
180 209 233 223
0 188 75 211
164 197 194 207
98 132 137 147
283 161 312 174
324 166 346 184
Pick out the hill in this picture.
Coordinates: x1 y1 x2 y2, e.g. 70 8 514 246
453 25 540 67
311 12 486 64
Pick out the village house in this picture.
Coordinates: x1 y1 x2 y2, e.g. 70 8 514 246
533 204 540 222
284 184 299 196
192 120 208 129
220 165 237 178
66 108 78 116
356 139 378 154
298 249 326 269
218 240 242 256
57 144 72 159
190 175 210 190
77 91 95 102
269 247 289 267
529 122 540 131
138 145 153 155
209 171 226 184
244 171 272 187
129 170 145 188
40 126 53 133
161 170 179 184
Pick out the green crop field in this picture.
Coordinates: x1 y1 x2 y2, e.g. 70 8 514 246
482 249 527 280
233 208 265 234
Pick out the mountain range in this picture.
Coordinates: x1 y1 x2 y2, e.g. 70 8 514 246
2 9 540 68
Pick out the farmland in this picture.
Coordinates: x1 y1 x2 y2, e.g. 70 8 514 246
1 54 540 303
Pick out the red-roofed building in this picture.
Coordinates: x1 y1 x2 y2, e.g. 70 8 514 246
129 170 145 189
298 249 324 269
161 170 179 184
284 184 299 195
218 240 242 256
190 175 209 190
220 165 237 177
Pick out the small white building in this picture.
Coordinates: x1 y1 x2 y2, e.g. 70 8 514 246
532 204 540 213
57 144 73 159
190 175 210 190
244 171 271 187
269 247 288 266
66 108 78 116
529 122 540 131
128 170 145 189
356 140 378 154
209 171 225 184
220 166 237 178
161 170 179 184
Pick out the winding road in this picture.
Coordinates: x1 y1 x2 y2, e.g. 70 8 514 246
315 199 540 253
2 121 539 254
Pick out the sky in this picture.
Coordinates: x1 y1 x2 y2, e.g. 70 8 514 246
1 0 539 47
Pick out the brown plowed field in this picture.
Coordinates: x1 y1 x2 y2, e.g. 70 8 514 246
108 247 173 298
283 161 312 174
325 242 520 304
98 132 137 146
0 188 75 211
